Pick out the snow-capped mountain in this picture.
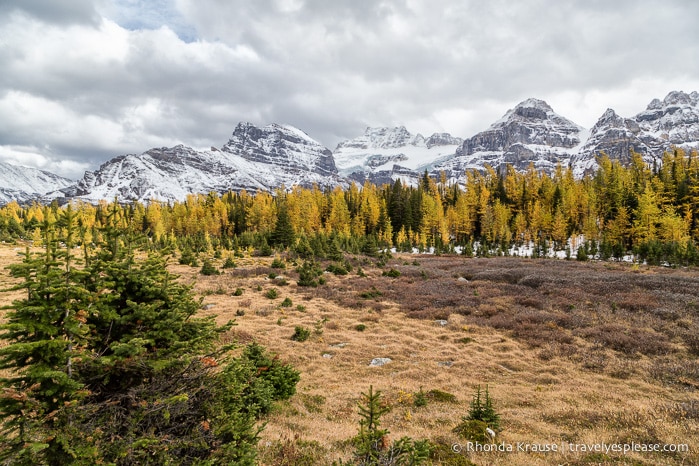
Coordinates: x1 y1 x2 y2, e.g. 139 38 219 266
433 98 586 180
333 126 462 185
0 161 73 205
6 91 699 205
634 90 699 153
571 109 652 176
71 123 344 203
571 91 699 176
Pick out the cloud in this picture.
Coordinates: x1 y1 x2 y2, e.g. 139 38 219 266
1 0 699 179
0 0 100 26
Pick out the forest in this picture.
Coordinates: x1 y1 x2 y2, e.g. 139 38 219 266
2 149 699 464
1 149 699 266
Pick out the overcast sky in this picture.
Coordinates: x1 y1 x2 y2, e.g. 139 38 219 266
1 0 698 179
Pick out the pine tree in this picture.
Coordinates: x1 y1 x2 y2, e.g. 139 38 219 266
467 385 500 431
0 202 298 465
0 206 91 463
349 386 431 466
270 203 295 249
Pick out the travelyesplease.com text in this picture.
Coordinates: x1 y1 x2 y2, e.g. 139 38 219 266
452 441 689 455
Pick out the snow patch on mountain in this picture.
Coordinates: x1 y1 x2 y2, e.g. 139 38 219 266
71 123 344 203
333 126 462 185
0 161 74 205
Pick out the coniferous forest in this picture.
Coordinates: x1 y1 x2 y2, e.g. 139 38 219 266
1 151 699 265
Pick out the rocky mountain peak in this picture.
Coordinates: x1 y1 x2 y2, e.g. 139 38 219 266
512 98 554 119
425 132 464 148
222 122 336 176
662 90 698 107
593 108 628 129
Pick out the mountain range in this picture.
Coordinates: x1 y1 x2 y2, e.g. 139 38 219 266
2 91 699 205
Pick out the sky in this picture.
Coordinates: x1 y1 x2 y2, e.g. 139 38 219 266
1 0 698 180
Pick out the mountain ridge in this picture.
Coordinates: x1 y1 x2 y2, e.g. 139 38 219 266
2 91 699 204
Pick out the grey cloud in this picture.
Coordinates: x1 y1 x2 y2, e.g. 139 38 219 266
1 0 699 179
0 0 100 25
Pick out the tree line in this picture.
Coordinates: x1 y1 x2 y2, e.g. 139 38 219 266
1 149 699 265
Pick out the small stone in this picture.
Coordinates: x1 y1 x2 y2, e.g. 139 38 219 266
438 361 454 368
322 353 334 359
329 342 347 348
201 303 215 310
369 358 392 367
435 319 449 327
458 277 469 282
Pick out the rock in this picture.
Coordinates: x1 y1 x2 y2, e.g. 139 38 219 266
329 342 347 349
201 303 215 310
369 358 392 367
322 353 333 359
438 361 454 368
435 319 449 327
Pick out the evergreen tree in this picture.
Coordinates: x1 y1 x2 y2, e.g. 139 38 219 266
0 207 91 463
0 202 297 465
349 386 431 466
270 204 295 249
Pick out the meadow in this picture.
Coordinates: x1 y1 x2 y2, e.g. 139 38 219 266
2 245 699 465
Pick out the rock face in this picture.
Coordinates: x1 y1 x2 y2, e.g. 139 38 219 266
333 126 462 186
222 122 337 177
70 123 344 203
0 161 73 205
572 91 699 175
433 99 586 180
571 109 650 175
634 90 699 154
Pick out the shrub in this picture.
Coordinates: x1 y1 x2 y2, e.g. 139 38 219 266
453 419 489 443
576 244 588 261
427 389 457 403
233 287 244 296
271 257 286 269
258 240 273 257
414 387 428 407
291 326 311 342
231 342 301 412
222 256 237 268
297 260 323 287
429 441 477 465
281 297 293 307
382 268 401 278
200 259 220 276
360 287 383 299
179 248 198 266
326 263 348 275
355 324 367 332
265 288 279 299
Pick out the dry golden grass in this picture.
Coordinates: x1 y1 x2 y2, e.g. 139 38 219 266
1 245 699 465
